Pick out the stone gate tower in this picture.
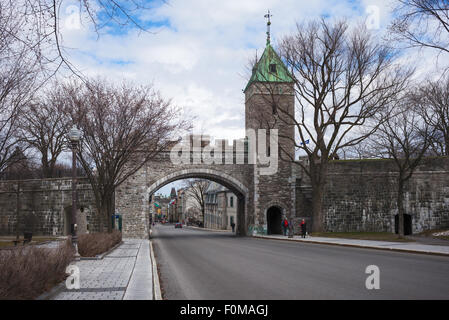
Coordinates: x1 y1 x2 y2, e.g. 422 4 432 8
243 17 296 235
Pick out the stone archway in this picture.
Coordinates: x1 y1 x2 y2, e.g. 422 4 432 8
266 206 283 235
146 168 248 237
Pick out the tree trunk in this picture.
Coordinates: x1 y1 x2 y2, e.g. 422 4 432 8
445 136 449 156
107 196 113 233
41 155 50 178
397 179 405 238
98 206 106 233
202 206 205 228
97 197 113 233
310 160 327 233
311 183 325 232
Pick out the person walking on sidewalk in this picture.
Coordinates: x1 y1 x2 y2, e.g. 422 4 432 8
231 221 236 233
282 218 289 236
300 219 307 238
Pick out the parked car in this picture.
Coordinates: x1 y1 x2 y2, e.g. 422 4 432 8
175 222 182 228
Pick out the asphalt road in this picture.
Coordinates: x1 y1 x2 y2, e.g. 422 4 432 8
152 224 449 299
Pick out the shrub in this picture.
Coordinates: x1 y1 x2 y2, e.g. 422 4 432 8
77 231 122 257
0 240 74 300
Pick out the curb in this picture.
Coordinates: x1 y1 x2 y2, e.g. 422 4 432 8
252 236 449 257
150 240 162 300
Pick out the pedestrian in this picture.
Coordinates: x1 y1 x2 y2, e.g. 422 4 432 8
231 221 236 233
282 218 289 236
300 219 307 238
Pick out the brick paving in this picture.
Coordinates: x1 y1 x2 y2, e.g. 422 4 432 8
51 239 153 300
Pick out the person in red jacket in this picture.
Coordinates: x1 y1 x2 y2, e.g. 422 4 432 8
282 218 289 236
300 219 307 238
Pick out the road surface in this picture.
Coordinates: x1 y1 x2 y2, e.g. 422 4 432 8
152 224 449 299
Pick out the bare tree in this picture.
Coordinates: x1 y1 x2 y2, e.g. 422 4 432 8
1 0 164 79
0 6 38 175
17 83 72 178
412 76 449 156
64 78 191 232
184 179 210 227
256 19 412 232
364 97 435 237
389 0 449 55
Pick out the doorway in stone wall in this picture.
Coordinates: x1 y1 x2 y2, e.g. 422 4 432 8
267 206 282 235
395 214 413 235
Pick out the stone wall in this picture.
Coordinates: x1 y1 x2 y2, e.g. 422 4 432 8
2 156 447 238
294 157 449 234
0 178 98 236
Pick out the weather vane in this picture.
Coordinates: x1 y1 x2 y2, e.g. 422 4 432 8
264 10 272 45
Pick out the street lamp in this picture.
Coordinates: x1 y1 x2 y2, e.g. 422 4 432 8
69 125 81 257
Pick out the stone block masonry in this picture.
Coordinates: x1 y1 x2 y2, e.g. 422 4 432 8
293 157 449 234
0 177 100 236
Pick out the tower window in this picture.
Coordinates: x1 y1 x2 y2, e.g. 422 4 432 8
269 64 277 73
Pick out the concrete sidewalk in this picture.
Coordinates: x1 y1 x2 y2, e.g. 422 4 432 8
254 234 449 256
48 239 154 300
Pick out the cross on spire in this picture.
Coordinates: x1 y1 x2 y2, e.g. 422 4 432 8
264 10 272 46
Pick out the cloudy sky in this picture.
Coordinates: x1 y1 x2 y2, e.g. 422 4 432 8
59 0 406 140
58 0 446 195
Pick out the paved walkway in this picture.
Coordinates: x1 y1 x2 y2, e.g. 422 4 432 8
255 234 449 256
50 239 153 300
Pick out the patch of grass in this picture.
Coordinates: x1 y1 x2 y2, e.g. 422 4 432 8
0 236 61 241
416 229 449 241
417 229 444 237
310 232 414 242
0 236 63 249
0 242 15 248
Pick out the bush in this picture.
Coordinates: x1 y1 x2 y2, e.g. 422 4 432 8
77 231 122 257
0 240 74 300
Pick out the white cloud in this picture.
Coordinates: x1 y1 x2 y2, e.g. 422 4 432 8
58 0 448 145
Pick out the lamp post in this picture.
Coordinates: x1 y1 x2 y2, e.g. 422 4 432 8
68 125 81 257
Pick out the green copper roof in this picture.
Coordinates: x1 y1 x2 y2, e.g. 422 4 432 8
244 44 294 93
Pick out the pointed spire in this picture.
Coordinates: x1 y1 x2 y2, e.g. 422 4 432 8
264 10 272 46
170 187 177 199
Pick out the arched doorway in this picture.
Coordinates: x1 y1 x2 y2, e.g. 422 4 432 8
146 169 248 236
395 214 412 235
267 206 282 235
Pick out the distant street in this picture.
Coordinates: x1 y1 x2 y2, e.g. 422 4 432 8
152 224 449 299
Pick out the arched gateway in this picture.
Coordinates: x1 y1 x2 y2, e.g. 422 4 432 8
115 39 297 239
